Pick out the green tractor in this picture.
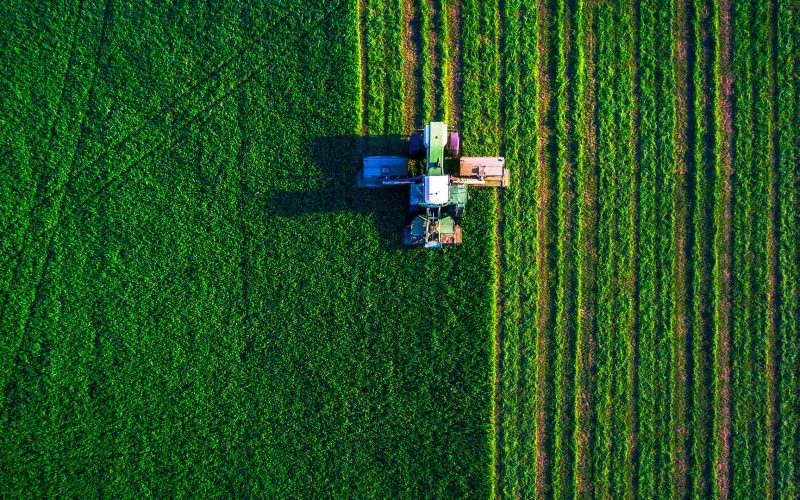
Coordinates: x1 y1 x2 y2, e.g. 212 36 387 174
357 121 509 248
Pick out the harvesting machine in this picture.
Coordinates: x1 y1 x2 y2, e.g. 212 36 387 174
357 121 509 248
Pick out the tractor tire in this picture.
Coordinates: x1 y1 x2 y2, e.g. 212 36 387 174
409 132 424 159
446 131 460 157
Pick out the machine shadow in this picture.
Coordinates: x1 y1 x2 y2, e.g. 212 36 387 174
264 134 415 250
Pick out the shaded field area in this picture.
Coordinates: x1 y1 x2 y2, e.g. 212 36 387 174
0 0 492 496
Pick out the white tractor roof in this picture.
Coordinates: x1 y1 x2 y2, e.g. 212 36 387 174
424 175 449 205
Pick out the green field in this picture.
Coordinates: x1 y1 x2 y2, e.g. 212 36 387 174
1 0 798 497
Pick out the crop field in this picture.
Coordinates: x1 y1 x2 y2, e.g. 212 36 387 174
0 0 798 497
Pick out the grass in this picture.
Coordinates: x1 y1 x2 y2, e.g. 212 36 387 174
2 0 798 496
0 1 492 496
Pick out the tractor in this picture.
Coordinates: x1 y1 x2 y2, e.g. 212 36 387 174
357 121 508 248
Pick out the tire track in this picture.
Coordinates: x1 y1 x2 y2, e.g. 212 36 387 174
0 0 103 411
0 2 341 244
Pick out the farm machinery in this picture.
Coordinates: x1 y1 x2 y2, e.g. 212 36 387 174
357 121 509 248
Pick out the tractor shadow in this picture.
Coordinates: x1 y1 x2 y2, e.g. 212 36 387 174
264 134 416 250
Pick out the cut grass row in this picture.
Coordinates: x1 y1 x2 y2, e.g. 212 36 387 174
613 2 636 495
689 0 715 496
712 0 734 496
751 1 773 496
498 0 539 495
460 0 502 493
653 0 677 495
776 1 799 497
670 0 691 494
552 0 577 496
636 0 659 494
592 3 615 496
731 0 758 496
572 0 598 495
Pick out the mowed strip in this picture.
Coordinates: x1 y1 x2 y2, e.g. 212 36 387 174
460 0 502 491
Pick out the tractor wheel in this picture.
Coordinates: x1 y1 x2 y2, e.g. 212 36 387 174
409 132 424 159
446 131 460 157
